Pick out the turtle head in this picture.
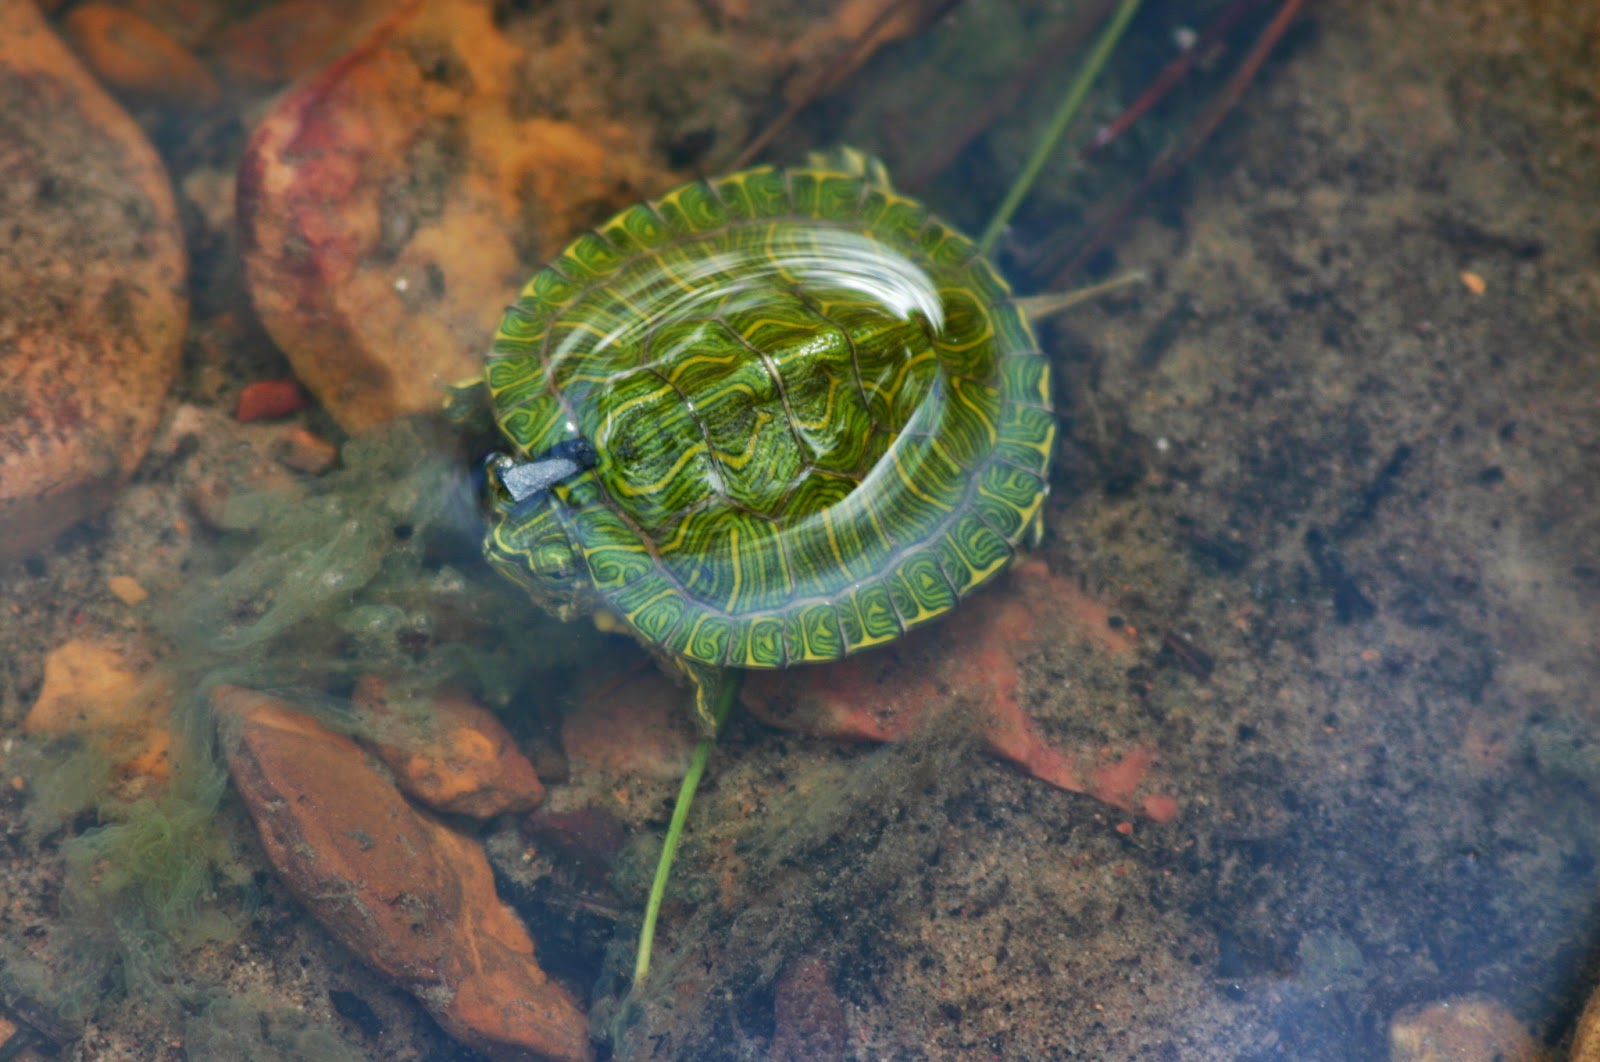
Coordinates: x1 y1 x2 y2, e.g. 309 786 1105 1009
481 448 593 618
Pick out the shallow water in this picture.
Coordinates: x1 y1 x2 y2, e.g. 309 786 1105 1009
2 1 1598 1060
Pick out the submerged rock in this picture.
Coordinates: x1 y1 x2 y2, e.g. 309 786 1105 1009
354 676 546 819
0 0 187 563
217 686 591 1062
24 638 173 786
60 2 221 109
235 0 664 432
743 559 1181 822
1388 995 1542 1062
234 0 936 433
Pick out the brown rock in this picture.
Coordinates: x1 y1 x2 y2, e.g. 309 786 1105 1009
209 0 396 90
25 639 172 783
564 668 696 787
0 0 187 564
770 954 848 1062
522 807 630 884
60 2 220 109
231 0 941 434
236 0 663 432
354 677 545 819
742 560 1181 822
276 427 338 474
216 686 591 1062
107 574 149 605
1388 996 1543 1062
1575 983 1600 1062
234 378 305 422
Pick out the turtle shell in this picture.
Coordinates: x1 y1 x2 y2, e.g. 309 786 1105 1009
481 159 1054 670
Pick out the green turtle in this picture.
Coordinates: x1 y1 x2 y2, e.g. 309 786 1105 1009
449 1 1146 982
467 147 1055 736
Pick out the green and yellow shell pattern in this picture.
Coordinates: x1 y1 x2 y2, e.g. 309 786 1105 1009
473 151 1055 729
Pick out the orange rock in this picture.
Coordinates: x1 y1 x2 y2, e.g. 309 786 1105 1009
216 686 592 1062
107 574 149 605
564 668 696 787
354 677 545 819
743 561 1180 822
0 1 187 564
24 639 172 783
236 0 664 432
276 427 339 474
1388 996 1542 1062
61 3 220 108
208 0 396 89
234 378 305 421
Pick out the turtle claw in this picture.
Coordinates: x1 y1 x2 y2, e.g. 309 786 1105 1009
487 438 598 513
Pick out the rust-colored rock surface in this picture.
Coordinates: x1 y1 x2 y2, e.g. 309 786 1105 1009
209 0 395 90
24 638 172 783
564 668 696 788
1388 996 1543 1062
233 378 305 422
236 0 663 432
354 677 545 819
216 686 591 1062
60 2 220 109
0 0 187 563
233 0 935 433
743 559 1180 822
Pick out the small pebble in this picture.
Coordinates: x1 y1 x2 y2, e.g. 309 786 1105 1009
107 575 149 606
236 379 306 422
277 428 338 474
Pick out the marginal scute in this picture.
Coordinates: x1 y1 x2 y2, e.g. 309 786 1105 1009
478 156 1054 670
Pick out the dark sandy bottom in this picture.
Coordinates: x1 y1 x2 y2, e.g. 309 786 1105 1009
2 1 1597 1059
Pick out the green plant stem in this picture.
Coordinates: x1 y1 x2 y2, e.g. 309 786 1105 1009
633 672 739 985
978 0 1145 257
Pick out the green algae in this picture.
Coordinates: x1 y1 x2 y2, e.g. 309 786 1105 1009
20 739 111 840
183 996 363 1062
167 418 608 710
10 418 612 1037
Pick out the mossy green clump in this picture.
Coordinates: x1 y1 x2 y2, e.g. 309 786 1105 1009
60 766 235 949
182 996 362 1062
21 739 113 840
4 727 243 1028
16 419 615 1037
165 418 606 713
